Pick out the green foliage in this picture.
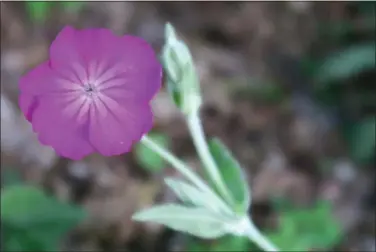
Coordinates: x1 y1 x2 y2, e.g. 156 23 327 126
135 132 169 173
207 138 251 214
25 1 50 23
187 235 250 252
346 116 376 164
267 200 342 251
315 43 375 86
25 1 86 23
309 20 375 166
1 185 87 251
60 1 86 12
1 169 23 188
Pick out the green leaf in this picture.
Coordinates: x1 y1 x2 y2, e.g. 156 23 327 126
1 185 87 251
316 43 376 86
60 1 85 13
211 235 249 251
25 1 51 23
1 169 22 188
132 204 230 239
164 178 230 214
347 117 376 164
268 200 342 251
208 138 250 214
186 235 250 252
135 133 169 173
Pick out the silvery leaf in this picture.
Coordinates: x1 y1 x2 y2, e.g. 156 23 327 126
164 177 231 214
132 204 231 239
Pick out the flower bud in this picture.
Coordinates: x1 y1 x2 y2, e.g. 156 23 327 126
162 23 202 115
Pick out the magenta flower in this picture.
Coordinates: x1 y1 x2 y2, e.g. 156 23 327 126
19 26 162 160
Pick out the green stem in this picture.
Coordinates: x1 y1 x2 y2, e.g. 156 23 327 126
245 219 279 252
186 112 234 205
140 135 232 213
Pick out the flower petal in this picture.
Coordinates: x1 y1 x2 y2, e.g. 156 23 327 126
19 93 39 122
49 26 81 66
88 96 153 156
31 95 93 160
19 61 82 96
49 27 120 78
97 61 162 103
99 35 162 102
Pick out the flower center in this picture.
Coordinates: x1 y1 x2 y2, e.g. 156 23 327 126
83 84 97 97
85 86 94 92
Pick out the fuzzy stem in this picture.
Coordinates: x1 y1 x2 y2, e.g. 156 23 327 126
245 219 279 252
186 112 234 205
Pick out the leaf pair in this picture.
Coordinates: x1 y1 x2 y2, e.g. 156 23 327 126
133 177 235 239
132 144 250 240
133 172 251 239
132 127 251 239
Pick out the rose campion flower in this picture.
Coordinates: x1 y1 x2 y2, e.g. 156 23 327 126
19 26 162 160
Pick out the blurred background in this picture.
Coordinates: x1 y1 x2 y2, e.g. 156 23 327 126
1 1 375 252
